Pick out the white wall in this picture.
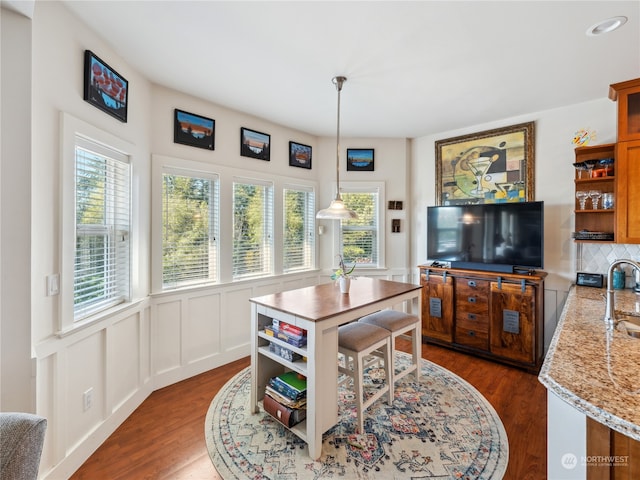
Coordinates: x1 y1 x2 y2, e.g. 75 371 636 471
29 2 153 476
410 97 618 344
21 2 414 478
0 5 33 412
315 136 412 276
6 0 637 477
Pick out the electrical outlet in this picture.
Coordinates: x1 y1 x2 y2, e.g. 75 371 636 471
83 388 93 411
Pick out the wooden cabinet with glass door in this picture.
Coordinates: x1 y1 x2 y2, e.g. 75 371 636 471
609 77 640 142
610 77 640 244
572 143 616 242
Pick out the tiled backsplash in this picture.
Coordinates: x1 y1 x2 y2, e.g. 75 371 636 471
579 243 640 288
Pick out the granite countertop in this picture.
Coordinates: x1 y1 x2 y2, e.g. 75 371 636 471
539 285 640 441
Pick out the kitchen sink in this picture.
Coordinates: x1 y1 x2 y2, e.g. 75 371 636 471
616 314 640 338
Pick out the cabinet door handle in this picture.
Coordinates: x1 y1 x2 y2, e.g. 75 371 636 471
468 330 476 337
468 313 477 321
468 280 476 287
468 296 476 303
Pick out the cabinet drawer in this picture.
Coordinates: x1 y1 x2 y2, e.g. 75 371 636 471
456 311 489 332
456 295 489 316
455 326 489 350
455 278 489 297
455 282 489 319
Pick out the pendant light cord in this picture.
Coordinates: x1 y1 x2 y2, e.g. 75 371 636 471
333 76 346 201
316 76 357 219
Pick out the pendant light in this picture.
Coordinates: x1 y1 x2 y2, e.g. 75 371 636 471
316 76 358 220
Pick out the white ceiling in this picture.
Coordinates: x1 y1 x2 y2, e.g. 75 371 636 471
59 1 640 138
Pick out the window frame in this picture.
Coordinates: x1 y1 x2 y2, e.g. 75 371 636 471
150 155 319 292
335 182 385 269
282 184 316 273
60 113 135 333
232 177 274 280
160 167 220 290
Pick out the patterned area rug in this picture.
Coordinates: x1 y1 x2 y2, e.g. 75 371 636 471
205 353 508 479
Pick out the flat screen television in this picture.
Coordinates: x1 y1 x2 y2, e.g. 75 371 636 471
427 201 544 274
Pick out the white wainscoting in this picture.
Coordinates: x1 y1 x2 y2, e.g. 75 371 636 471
36 268 560 479
37 271 339 479
36 301 153 479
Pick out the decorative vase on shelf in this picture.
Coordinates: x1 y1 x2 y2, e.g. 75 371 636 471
339 276 351 294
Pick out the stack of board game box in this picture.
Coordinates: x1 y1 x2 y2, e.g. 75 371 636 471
263 371 307 427
264 320 307 362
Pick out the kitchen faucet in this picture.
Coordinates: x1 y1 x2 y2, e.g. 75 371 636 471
604 259 640 329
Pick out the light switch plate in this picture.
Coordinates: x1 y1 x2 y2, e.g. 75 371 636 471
47 274 60 296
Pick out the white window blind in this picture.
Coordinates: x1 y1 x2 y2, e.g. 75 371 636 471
233 179 274 279
74 136 130 320
283 186 315 272
341 190 379 267
162 171 219 289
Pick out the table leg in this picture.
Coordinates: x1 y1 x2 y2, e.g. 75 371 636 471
306 323 339 460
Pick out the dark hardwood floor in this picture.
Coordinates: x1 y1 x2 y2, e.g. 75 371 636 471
71 342 546 479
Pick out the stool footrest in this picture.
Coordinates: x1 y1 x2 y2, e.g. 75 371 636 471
338 322 394 433
358 309 421 386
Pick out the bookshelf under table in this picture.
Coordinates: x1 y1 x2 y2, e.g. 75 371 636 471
249 277 422 460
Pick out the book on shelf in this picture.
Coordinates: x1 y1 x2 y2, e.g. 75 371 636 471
267 378 306 402
280 321 306 339
265 385 307 409
267 372 307 402
276 371 307 391
269 342 303 362
263 392 307 428
276 331 307 348
272 319 306 339
264 325 307 348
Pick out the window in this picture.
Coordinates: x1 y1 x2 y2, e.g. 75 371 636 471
233 179 274 279
340 184 384 268
283 186 315 272
162 170 219 289
74 136 131 320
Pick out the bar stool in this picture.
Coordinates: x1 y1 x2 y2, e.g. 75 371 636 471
358 310 421 384
338 322 393 433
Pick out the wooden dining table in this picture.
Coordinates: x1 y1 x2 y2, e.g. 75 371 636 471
249 277 422 460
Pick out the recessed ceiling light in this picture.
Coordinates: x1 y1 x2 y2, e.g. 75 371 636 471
586 16 628 36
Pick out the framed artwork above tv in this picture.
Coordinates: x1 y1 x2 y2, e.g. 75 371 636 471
435 122 535 205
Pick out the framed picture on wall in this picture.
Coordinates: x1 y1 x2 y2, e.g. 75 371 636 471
289 141 312 169
434 121 535 205
240 127 271 161
346 148 374 171
83 50 128 122
174 109 215 150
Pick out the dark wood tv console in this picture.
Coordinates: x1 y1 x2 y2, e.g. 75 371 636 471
419 265 547 373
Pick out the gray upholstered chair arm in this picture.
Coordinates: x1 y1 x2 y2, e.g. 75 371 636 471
0 412 47 480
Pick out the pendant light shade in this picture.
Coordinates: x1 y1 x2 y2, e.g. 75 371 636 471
316 197 358 220
316 76 358 220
